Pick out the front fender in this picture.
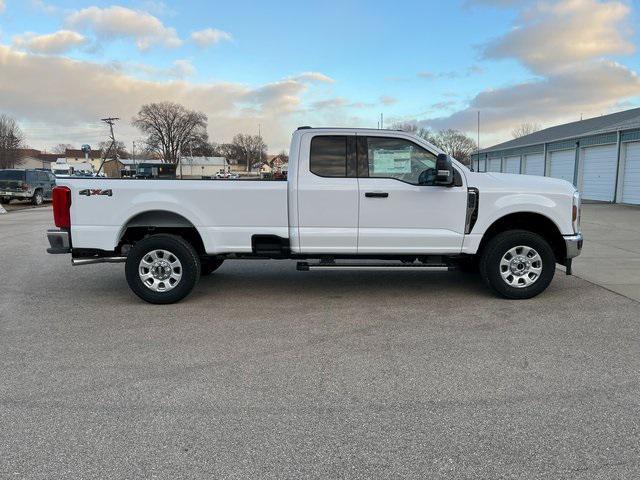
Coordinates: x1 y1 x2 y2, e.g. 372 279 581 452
475 193 571 236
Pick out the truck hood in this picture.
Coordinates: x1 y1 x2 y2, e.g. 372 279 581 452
466 171 576 195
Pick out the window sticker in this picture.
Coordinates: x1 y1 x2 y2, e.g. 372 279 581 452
372 151 411 174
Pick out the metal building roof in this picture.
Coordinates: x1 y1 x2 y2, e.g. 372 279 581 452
481 107 640 153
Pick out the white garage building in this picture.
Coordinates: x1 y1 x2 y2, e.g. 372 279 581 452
471 107 640 204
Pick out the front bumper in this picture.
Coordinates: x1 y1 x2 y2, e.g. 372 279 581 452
47 229 71 254
564 232 583 259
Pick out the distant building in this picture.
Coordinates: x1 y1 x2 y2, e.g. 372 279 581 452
471 106 640 204
179 156 228 178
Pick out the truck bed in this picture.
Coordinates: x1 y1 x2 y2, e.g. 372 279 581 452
61 178 289 254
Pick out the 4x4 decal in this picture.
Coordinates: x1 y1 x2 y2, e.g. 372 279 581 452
79 189 113 197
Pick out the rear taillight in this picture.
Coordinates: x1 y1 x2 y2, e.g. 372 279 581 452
52 186 71 229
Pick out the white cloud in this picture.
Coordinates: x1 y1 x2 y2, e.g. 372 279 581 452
168 59 195 79
380 95 397 106
483 0 634 74
0 0 5 13
114 59 196 79
417 0 640 144
291 72 335 84
0 45 333 151
13 30 87 54
190 28 232 47
66 6 181 50
31 0 58 14
423 60 640 134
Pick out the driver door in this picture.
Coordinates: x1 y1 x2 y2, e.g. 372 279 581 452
356 135 467 254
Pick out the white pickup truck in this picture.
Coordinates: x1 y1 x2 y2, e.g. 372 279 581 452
46 127 583 304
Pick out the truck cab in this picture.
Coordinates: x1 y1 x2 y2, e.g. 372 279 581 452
46 127 583 304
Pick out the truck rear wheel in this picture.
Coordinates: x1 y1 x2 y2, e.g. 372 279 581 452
479 230 555 299
32 190 43 206
125 234 201 304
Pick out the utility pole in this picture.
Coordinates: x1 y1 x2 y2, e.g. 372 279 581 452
476 111 480 171
96 117 119 176
380 113 384 129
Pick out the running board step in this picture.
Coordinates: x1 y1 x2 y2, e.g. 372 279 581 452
297 262 456 272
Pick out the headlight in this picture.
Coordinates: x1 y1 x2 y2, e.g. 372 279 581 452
572 190 581 233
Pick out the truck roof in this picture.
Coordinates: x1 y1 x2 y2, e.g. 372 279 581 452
297 126 404 132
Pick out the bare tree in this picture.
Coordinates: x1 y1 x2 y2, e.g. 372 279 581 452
230 134 267 172
132 102 208 163
184 131 216 157
52 143 73 154
512 122 540 139
392 122 438 145
430 129 477 165
98 140 129 158
397 123 476 165
0 114 26 169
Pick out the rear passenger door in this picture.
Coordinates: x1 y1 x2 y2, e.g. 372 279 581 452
296 134 359 253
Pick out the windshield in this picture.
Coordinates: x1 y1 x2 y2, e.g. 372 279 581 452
0 170 25 181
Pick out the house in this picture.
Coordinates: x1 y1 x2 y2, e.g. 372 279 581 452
258 162 273 174
472 106 640 204
9 149 57 169
64 148 104 172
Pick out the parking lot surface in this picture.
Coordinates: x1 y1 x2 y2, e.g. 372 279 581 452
572 203 640 301
1 208 639 479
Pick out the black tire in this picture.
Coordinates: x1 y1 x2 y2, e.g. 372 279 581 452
125 234 201 304
0 197 9 205
32 190 43 206
457 255 479 274
201 257 224 276
479 230 556 299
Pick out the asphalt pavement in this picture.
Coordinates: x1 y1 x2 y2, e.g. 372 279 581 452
1 208 639 479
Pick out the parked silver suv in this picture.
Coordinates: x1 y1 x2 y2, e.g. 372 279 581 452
0 169 56 205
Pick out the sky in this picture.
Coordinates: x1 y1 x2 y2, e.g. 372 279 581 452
1 0 640 153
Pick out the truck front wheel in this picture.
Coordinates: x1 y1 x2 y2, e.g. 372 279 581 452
201 257 224 276
479 230 555 299
125 234 201 304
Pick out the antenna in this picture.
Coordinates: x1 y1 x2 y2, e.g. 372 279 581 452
96 117 119 176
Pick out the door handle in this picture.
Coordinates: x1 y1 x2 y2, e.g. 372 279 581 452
365 192 389 198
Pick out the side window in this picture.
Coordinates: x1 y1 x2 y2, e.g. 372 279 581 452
310 136 347 177
26 171 36 183
365 137 437 185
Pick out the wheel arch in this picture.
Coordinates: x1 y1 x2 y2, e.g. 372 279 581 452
477 211 566 263
118 210 207 255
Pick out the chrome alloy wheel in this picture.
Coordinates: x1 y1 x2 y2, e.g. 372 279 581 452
499 245 543 288
138 249 182 292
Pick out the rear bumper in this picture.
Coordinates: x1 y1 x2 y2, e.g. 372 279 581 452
564 233 583 259
0 191 32 199
47 229 71 254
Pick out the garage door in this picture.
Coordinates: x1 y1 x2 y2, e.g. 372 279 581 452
504 156 521 174
622 142 640 204
487 158 501 172
549 149 576 185
524 154 545 176
581 144 617 202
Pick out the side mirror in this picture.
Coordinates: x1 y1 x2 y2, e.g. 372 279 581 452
435 153 454 186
